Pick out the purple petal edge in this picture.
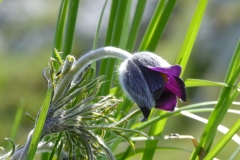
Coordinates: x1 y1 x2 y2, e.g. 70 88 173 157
165 75 186 102
147 65 182 76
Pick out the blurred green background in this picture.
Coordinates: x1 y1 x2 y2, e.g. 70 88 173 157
0 0 239 159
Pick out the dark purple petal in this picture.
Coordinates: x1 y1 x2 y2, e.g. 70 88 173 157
147 65 182 76
165 75 186 102
153 87 164 101
136 64 165 100
155 89 177 111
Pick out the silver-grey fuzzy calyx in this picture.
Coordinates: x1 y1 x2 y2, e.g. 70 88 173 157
119 52 170 110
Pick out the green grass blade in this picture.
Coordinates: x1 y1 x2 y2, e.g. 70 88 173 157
26 87 53 160
91 0 108 78
132 101 218 130
98 0 119 97
230 146 240 160
139 0 177 52
116 100 238 159
185 79 230 87
104 0 119 46
99 0 129 96
40 152 49 160
222 39 240 86
142 111 167 160
126 0 147 52
8 99 24 150
56 140 64 160
175 0 208 74
112 131 135 151
204 118 240 160
107 110 140 153
110 0 129 46
62 0 80 59
115 146 191 159
190 40 240 159
52 0 69 58
51 0 68 69
119 0 131 49
138 0 165 51
48 133 63 160
92 0 108 50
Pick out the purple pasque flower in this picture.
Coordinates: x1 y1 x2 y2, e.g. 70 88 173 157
119 52 186 121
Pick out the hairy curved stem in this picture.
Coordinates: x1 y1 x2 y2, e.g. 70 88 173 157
53 47 133 102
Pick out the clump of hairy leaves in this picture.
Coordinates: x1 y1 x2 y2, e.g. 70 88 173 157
1 50 148 160
36 50 148 160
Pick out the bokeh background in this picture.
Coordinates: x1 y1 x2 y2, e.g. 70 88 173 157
0 0 239 159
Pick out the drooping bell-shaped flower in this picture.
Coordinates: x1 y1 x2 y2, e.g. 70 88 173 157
119 52 186 121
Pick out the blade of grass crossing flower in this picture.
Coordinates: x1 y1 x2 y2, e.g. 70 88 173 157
126 0 147 52
142 111 167 160
204 118 240 160
26 87 53 160
62 0 80 59
175 0 208 75
92 0 108 50
191 40 240 159
99 0 129 96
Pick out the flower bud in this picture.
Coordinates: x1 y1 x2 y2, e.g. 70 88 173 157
119 52 186 121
